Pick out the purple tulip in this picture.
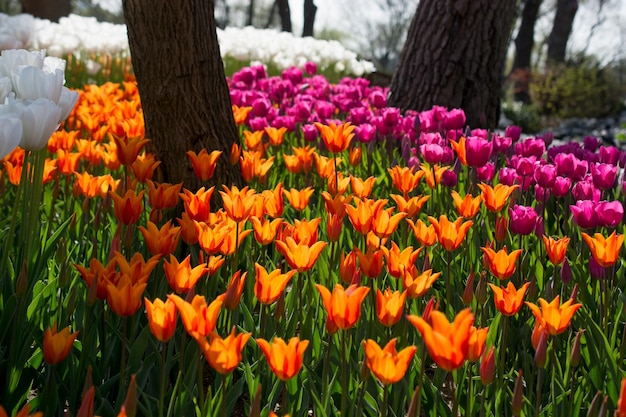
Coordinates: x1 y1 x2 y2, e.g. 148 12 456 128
301 123 318 142
560 258 572 284
441 170 458 188
492 134 512 154
534 185 551 202
583 136 600 152
505 125 522 143
509 205 539 235
596 200 624 228
252 97 271 118
465 136 493 167
571 179 600 202
477 163 496 182
599 146 622 165
590 162 618 190
441 147 455 165
570 200 599 229
515 138 545 158
534 163 557 188
551 176 571 198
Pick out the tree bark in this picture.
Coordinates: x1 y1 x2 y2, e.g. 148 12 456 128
247 0 255 26
278 0 292 32
122 0 243 195
547 0 578 63
22 0 70 22
388 0 517 129
302 0 317 37
511 0 543 103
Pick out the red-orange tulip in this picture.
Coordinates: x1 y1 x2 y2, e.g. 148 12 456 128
451 191 482 218
542 235 570 266
350 175 376 199
381 242 423 279
376 288 407 327
163 254 208 294
144 297 177 342
254 263 296 305
180 186 214 222
256 337 309 381
316 283 370 332
196 327 250 374
390 194 429 218
344 197 388 235
467 326 489 362
581 231 624 267
275 237 327 272
488 281 530 316
402 266 440 299
406 218 437 247
43 323 79 365
250 216 282 245
168 294 224 339
387 165 423 196
186 149 221 181
354 246 384 279
428 215 473 251
146 180 182 210
477 183 519 213
224 270 247 311
481 246 523 280
363 338 416 385
138 220 181 258
106 274 147 317
283 187 315 211
220 185 256 222
110 189 144 225
525 296 582 336
314 121 355 154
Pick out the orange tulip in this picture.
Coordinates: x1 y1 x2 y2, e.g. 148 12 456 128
250 216 282 245
381 242 423 279
292 145 316 174
144 297 177 342
390 194 429 218
363 338 416 385
256 337 309 381
617 378 626 417
168 293 225 339
73 171 101 199
138 220 181 258
344 197 388 235
420 164 449 189
220 185 256 222
243 130 264 151
451 191 482 218
106 274 147 317
217 220 252 256
488 281 530 316
261 183 285 218
283 187 315 211
354 246 384 279
322 191 351 217
542 235 570 266
283 154 303 174
326 212 343 242
180 186 214 222
276 237 327 272
477 183 519 213
206 255 225 276
265 126 288 147
110 189 144 225
111 135 149 166
371 207 406 240
316 283 370 331
43 323 79 365
581 231 624 267
349 146 362 166
450 136 467 166
232 105 252 125
494 214 509 242
196 327 250 374
428 215 473 251
112 252 160 285
224 270 247 310
327 171 350 195
481 246 523 280
239 150 257 182
376 288 407 327
387 165 423 196
0 404 43 417
407 308 474 371
525 296 582 336
406 218 437 247
350 175 376 199
163 254 207 293
254 263 296 305
402 266 440 299
314 153 341 179
146 180 182 210
291 217 321 245
131 152 161 182
467 326 489 362
314 121 355 153
186 149 222 181
195 220 232 254
339 250 359 284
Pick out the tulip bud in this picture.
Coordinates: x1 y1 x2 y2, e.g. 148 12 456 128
349 147 362 167
476 271 488 305
422 251 430 273
274 293 285 321
66 285 77 317
569 283 579 304
422 297 437 323
462 271 475 305
597 395 608 417
495 215 508 242
124 374 137 417
534 330 548 368
359 359 370 381
570 328 584 368
82 365 94 398
586 391 603 417
16 260 28 298
480 346 495 385
229 143 241 166
511 370 524 417
589 257 606 280
560 258 572 285
76 386 95 417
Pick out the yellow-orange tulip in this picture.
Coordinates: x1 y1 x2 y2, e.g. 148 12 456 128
256 337 309 381
106 274 147 317
194 220 232 255
402 266 440 299
451 191 482 218
371 207 406 240
420 164 449 189
276 237 327 272
481 246 523 280
488 281 530 316
292 146 316 174
243 130 264 151
467 326 489 362
406 218 437 247
220 185 256 222
265 126 288 147
43 323 79 365
407 308 474 371
344 197 388 235
316 283 370 332
261 183 284 218
349 175 376 199
387 165 423 197
581 231 624 267
138 220 181 258
180 186 214 222
428 215 473 251
321 191 351 217
144 297 177 342
254 263 296 305
131 152 161 182
196 327 250 374
250 216 282 245
146 180 182 210
477 183 519 213
163 254 208 294
283 187 315 211
381 241 423 279
292 217 321 245
525 296 582 336
224 270 247 311
450 136 467 166
376 288 407 327
168 293 224 339
314 121 355 153
314 153 341 179
186 149 221 181
232 105 252 125
542 235 570 266
363 338 416 385
390 194 429 218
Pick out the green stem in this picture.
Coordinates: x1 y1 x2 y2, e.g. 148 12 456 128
341 330 347 416
534 367 543 417
381 384 388 417
159 342 167 417
221 375 228 417
466 364 473 417
117 317 128 406
321 334 333 406
451 370 459 417
415 343 426 417
499 316 508 389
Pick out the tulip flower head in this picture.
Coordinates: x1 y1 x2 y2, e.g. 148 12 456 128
144 297 177 342
542 235 570 266
197 327 250 374
314 121 355 154
168 293 224 339
256 337 309 381
525 296 582 336
363 338 417 385
43 323 79 365
488 281 530 316
254 263 295 305
428 215 473 251
481 246 523 280
581 231 624 267
186 149 221 181
316 283 370 331
478 183 518 213
376 288 407 326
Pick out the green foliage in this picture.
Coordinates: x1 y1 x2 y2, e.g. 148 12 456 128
530 55 625 119
501 101 543 133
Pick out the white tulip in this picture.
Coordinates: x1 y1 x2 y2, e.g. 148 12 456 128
19 97 61 151
0 77 12 103
11 65 63 103
0 113 22 160
57 86 79 124
0 48 44 77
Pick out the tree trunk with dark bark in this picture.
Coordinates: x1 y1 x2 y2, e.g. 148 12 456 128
22 0 70 22
302 0 317 37
547 0 578 63
122 0 243 195
511 0 543 103
388 0 517 129
277 0 292 32
247 0 255 26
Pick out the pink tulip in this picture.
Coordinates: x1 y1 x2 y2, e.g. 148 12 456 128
466 136 493 167
477 163 496 182
596 200 624 228
509 205 539 235
499 167 521 187
515 138 545 158
302 123 318 142
571 179 600 202
420 143 444 165
570 200 599 229
599 146 622 165
551 176 571 198
554 153 588 181
505 125 522 143
492 134 512 154
355 124 376 143
534 185 550 202
442 108 466 130
534 163 557 188
590 162 618 190
512 155 538 177
303 61 317 75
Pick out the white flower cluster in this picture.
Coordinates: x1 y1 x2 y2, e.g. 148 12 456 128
0 12 375 77
0 49 79 158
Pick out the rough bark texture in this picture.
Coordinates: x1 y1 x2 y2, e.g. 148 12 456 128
302 0 317 37
511 0 543 103
388 0 517 129
122 0 243 195
22 0 70 22
547 0 578 63
278 0 292 32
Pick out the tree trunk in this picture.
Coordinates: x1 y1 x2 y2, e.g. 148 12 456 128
22 0 70 22
278 0 292 32
122 0 243 195
302 0 317 37
511 0 543 103
547 0 578 63
247 0 255 26
388 0 517 129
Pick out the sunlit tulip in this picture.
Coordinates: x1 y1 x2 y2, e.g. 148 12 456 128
232 105 252 125
388 165 423 196
477 183 519 213
43 323 79 365
144 297 177 342
106 274 147 317
218 220 252 256
376 288 407 327
265 126 287 146
186 149 221 181
314 121 355 153
163 254 208 294
581 231 624 267
481 246 522 280
112 252 160 286
239 150 257 182
180 187 214 222
276 237 327 272
256 337 309 381
111 135 149 166
451 191 482 218
525 296 582 336
349 146 362 166
146 180 182 211
168 294 224 339
224 270 247 311
419 164 449 189
450 135 467 165
131 152 160 182
407 308 474 371
316 283 370 331
195 220 232 254
220 185 256 222
327 171 350 195
326 212 343 242
406 218 437 247
371 207 406 240
292 217 321 245
467 326 489 362
73 171 101 199
314 153 341 179
254 263 296 305
465 136 493 167
390 194 429 218
283 153 303 174
243 130 264 151
597 200 624 228
283 186 315 211
402 266 440 299
542 235 570 266
110 189 144 225
292 146 316 174
353 246 384 279
428 215 473 251
196 327 250 374
339 250 359 284
345 197 387 235
509 205 539 236
250 216 282 245
0 114 22 160
488 281 530 316
363 339 416 385
322 191 351 217
261 183 284 218
138 220 181 258
350 175 376 199
19 98 62 151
